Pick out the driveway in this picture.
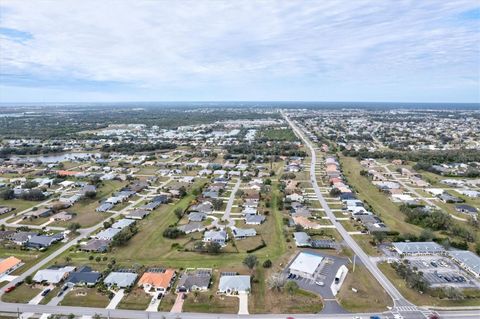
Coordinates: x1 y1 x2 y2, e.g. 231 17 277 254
237 292 249 315
29 285 53 305
170 292 184 313
106 289 125 309
47 285 72 306
146 292 161 312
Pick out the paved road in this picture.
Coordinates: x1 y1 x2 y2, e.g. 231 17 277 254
0 302 478 319
0 177 173 299
282 112 425 315
222 178 241 222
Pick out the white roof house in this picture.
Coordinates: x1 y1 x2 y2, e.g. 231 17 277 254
33 266 76 284
289 252 323 279
449 250 480 278
392 242 445 255
218 275 251 295
104 271 138 288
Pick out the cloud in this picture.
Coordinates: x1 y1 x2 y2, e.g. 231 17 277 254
0 0 479 102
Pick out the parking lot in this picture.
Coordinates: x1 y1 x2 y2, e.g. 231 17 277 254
283 250 349 300
406 256 478 289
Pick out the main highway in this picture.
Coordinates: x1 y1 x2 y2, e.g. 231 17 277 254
0 118 478 318
282 112 427 316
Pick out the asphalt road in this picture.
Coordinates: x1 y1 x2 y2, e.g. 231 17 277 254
282 113 418 310
0 178 173 298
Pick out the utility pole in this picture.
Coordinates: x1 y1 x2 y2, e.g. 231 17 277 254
353 254 356 272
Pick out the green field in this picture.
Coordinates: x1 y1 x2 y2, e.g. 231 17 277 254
337 264 392 312
340 155 423 236
260 128 298 141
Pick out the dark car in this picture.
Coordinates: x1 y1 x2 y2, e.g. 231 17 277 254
41 288 51 296
15 280 24 287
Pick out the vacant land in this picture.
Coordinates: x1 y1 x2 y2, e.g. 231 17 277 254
1 285 42 303
117 288 151 310
60 287 111 308
337 264 392 312
260 128 297 141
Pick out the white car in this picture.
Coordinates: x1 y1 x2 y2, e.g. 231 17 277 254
315 281 324 286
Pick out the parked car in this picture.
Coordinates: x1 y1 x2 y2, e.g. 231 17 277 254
41 288 51 296
5 286 15 293
315 281 324 286
15 280 24 287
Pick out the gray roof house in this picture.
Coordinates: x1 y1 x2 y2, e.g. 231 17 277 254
231 227 256 239
188 212 207 222
96 202 114 212
81 239 110 252
245 214 265 225
94 228 121 241
126 209 150 220
178 222 206 234
66 266 101 287
176 269 212 293
293 232 312 247
104 271 138 288
112 219 135 230
218 275 251 295
26 234 62 249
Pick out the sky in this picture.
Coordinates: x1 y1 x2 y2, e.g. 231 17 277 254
0 0 479 103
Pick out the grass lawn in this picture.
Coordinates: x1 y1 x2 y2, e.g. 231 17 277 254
0 241 65 276
54 178 287 269
340 156 423 236
350 234 381 257
260 128 298 142
60 287 110 308
51 180 126 228
337 264 392 312
0 199 37 217
182 292 239 313
1 284 42 303
378 262 480 307
249 267 323 313
117 288 151 310
157 292 177 312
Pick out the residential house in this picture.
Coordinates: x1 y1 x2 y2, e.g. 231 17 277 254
218 275 251 295
138 269 176 293
0 256 22 277
203 230 228 247
104 271 138 288
66 266 101 287
176 269 212 293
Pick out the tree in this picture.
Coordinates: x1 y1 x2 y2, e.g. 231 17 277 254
262 259 272 268
205 242 222 254
174 207 184 219
329 188 341 197
25 275 33 285
243 254 258 271
68 223 81 233
284 280 299 295
85 191 97 199
162 227 185 239
372 231 387 244
0 188 14 200
212 198 223 211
